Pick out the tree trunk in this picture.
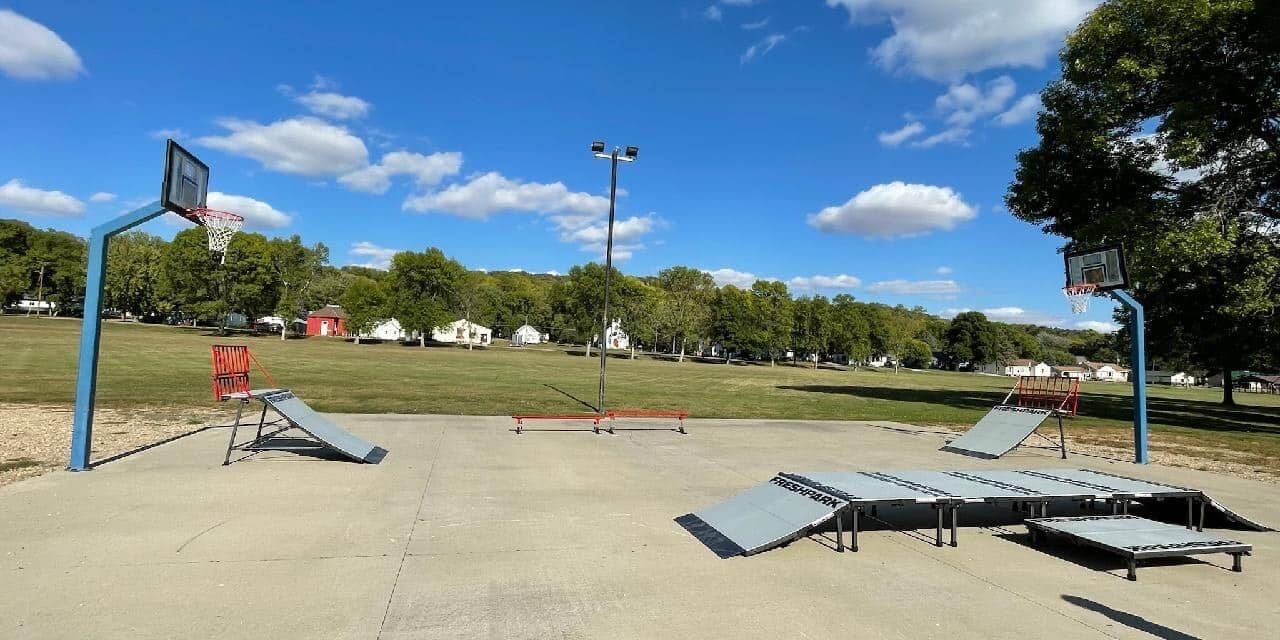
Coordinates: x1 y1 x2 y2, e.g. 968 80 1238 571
725 352 731 364
355 335 361 345
1222 367 1236 406
280 323 287 341
770 357 775 367
419 335 426 348
585 342 592 357
813 354 818 370
631 345 636 360
678 340 685 363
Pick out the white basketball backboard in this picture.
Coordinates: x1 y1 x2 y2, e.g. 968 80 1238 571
1064 245 1128 291
161 139 208 217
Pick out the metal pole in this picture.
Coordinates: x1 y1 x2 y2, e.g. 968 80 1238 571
1110 290 1149 464
69 201 167 471
597 149 619 413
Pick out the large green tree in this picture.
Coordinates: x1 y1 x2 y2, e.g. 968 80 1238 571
269 235 329 339
828 294 872 367
104 231 166 319
944 311 1000 370
750 280 794 366
340 276 389 344
792 295 832 369
387 248 465 348
549 263 636 356
709 284 756 363
1007 0 1280 404
656 266 715 362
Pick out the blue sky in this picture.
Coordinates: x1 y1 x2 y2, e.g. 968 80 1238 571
0 1 1120 331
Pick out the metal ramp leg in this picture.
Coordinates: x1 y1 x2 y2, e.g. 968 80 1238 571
1232 553 1243 572
835 509 845 553
935 505 944 547
950 505 960 547
1127 557 1138 581
850 507 860 552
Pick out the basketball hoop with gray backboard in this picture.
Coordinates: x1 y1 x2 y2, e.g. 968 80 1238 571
162 139 241 264
1059 243 1149 464
1063 245 1128 313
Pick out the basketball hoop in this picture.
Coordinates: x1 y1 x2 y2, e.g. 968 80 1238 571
188 208 243 264
1062 283 1098 314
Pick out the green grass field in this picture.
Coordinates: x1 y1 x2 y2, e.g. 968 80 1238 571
3 316 1278 473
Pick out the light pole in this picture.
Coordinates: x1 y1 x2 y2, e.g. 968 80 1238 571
591 140 638 413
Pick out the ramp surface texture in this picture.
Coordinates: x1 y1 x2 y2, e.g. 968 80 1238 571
941 405 1053 459
676 474 847 557
259 390 387 463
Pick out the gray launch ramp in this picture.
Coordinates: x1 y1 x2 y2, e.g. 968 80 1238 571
942 405 1058 459
242 390 387 464
675 474 848 557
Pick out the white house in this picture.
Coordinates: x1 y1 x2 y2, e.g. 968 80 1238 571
1052 365 1088 379
362 319 406 341
432 319 492 346
10 297 55 313
1085 361 1129 382
604 319 629 350
1147 371 1194 386
868 354 896 368
511 324 544 346
980 359 1052 377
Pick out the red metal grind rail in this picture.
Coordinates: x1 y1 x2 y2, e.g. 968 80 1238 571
512 410 688 434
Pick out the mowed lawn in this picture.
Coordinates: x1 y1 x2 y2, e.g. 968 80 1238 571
3 316 1279 473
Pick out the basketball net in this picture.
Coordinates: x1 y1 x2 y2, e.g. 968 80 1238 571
188 208 244 265
1062 283 1098 314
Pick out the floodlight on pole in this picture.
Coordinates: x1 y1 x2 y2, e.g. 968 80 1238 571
590 139 638 413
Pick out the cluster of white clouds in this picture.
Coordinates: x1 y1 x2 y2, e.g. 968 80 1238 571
879 76 1042 148
701 267 960 300
348 241 399 270
190 72 659 257
826 0 1098 82
0 9 83 80
808 181 977 238
0 179 85 216
206 191 292 229
940 306 1118 332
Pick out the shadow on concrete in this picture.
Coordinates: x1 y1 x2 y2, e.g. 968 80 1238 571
1061 595 1202 640
776 384 1280 436
91 424 219 468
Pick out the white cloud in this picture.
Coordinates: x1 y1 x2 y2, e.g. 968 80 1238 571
942 306 1066 326
826 0 1098 81
296 91 371 120
198 117 369 177
703 268 761 288
994 93 1042 126
551 214 660 262
88 192 116 203
338 150 463 194
911 127 971 148
878 121 925 147
403 171 609 219
866 279 960 296
0 9 84 80
936 266 953 275
741 33 787 64
936 76 1016 127
703 5 723 21
0 179 84 216
348 241 398 270
150 128 188 141
789 274 862 290
742 17 771 30
206 191 292 229
808 181 977 238
1075 320 1118 333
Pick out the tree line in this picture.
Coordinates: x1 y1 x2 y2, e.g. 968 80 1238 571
2 217 1121 367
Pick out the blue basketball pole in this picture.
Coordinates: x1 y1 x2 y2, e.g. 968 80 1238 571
69 201 168 471
1108 289 1149 464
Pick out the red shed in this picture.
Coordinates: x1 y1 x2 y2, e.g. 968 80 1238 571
306 305 348 337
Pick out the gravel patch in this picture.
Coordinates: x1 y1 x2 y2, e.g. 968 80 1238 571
0 403 226 487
